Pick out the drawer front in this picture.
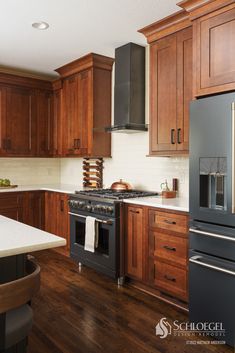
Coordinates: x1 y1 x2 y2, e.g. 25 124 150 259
154 261 187 300
149 210 188 234
152 231 188 267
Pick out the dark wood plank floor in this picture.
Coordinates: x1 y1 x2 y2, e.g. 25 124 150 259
28 250 233 353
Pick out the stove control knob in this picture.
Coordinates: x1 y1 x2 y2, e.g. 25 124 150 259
85 205 92 212
107 206 114 214
78 201 85 208
94 204 102 212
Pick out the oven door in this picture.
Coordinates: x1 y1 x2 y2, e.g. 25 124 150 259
69 211 119 278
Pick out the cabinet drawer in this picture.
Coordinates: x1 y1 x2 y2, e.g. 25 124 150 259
149 210 188 234
154 261 187 299
152 231 188 267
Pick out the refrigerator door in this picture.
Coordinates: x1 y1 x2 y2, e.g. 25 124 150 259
190 92 235 226
189 250 235 347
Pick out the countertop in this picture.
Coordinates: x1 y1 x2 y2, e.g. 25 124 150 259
0 184 83 194
0 215 66 258
124 196 189 212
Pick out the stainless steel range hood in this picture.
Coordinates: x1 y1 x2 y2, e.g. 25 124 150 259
106 43 147 133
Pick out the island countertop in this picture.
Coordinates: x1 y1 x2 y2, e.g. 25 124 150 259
0 215 66 258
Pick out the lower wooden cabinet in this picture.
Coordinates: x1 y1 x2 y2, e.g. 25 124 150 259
44 191 70 254
0 192 24 222
125 205 144 281
125 204 189 302
23 191 45 229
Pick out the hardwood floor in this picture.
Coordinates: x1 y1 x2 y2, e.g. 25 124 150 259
28 250 233 353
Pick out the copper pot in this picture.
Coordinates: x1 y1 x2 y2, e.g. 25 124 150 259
111 179 132 191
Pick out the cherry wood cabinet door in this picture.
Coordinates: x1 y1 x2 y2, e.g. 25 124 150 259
150 34 177 154
24 191 45 230
176 27 192 152
53 90 62 156
0 193 24 222
126 206 144 280
56 193 70 251
2 86 36 156
195 4 235 95
44 191 57 235
61 73 88 156
36 91 53 156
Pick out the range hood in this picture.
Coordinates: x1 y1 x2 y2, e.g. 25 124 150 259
106 42 147 133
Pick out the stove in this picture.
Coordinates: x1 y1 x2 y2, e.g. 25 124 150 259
75 188 159 200
69 189 159 281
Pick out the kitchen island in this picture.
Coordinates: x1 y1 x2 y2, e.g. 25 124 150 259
0 215 66 352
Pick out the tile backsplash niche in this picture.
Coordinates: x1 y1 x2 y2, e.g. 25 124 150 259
0 158 60 185
60 133 189 198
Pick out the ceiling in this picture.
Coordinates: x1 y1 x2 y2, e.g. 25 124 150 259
0 0 179 78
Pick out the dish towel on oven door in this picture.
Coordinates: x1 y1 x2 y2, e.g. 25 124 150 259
84 216 99 252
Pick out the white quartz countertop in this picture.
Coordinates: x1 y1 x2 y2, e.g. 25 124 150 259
0 215 66 258
0 184 83 194
124 196 189 212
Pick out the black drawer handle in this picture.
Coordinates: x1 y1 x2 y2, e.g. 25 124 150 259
130 210 140 214
171 129 175 144
164 219 176 225
164 274 176 282
163 245 176 252
177 128 182 144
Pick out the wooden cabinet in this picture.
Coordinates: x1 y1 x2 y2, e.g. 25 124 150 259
0 73 54 157
0 193 24 221
1 86 37 156
56 53 114 158
125 205 144 280
52 88 62 156
148 209 189 301
61 73 88 156
44 191 70 254
36 90 53 156
125 203 189 302
180 0 235 96
139 11 192 156
23 191 45 229
149 27 192 155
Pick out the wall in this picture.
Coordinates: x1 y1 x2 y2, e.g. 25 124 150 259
60 135 189 197
0 158 60 185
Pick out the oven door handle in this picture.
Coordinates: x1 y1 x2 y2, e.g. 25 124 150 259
68 212 113 225
189 256 235 277
189 228 235 242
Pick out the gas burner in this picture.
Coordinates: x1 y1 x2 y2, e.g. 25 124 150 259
75 188 159 200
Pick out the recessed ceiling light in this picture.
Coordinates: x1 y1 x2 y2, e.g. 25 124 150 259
32 21 49 30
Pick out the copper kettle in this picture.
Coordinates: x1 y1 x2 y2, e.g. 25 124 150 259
110 179 132 191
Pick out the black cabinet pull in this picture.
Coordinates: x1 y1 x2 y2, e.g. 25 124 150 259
7 139 12 150
163 245 176 252
164 274 176 282
73 139 80 150
164 219 176 225
60 200 64 212
3 139 7 150
130 210 140 214
171 129 175 144
177 128 182 144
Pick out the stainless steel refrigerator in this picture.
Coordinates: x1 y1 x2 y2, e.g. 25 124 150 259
189 92 235 347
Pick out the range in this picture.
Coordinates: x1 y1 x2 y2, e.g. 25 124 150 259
68 189 158 283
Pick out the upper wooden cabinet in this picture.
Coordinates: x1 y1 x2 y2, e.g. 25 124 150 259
0 73 54 157
179 0 235 96
139 11 193 156
56 53 114 158
36 90 54 156
0 86 37 156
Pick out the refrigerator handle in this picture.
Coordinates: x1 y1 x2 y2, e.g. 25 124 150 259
189 227 235 242
232 102 235 213
190 256 235 277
